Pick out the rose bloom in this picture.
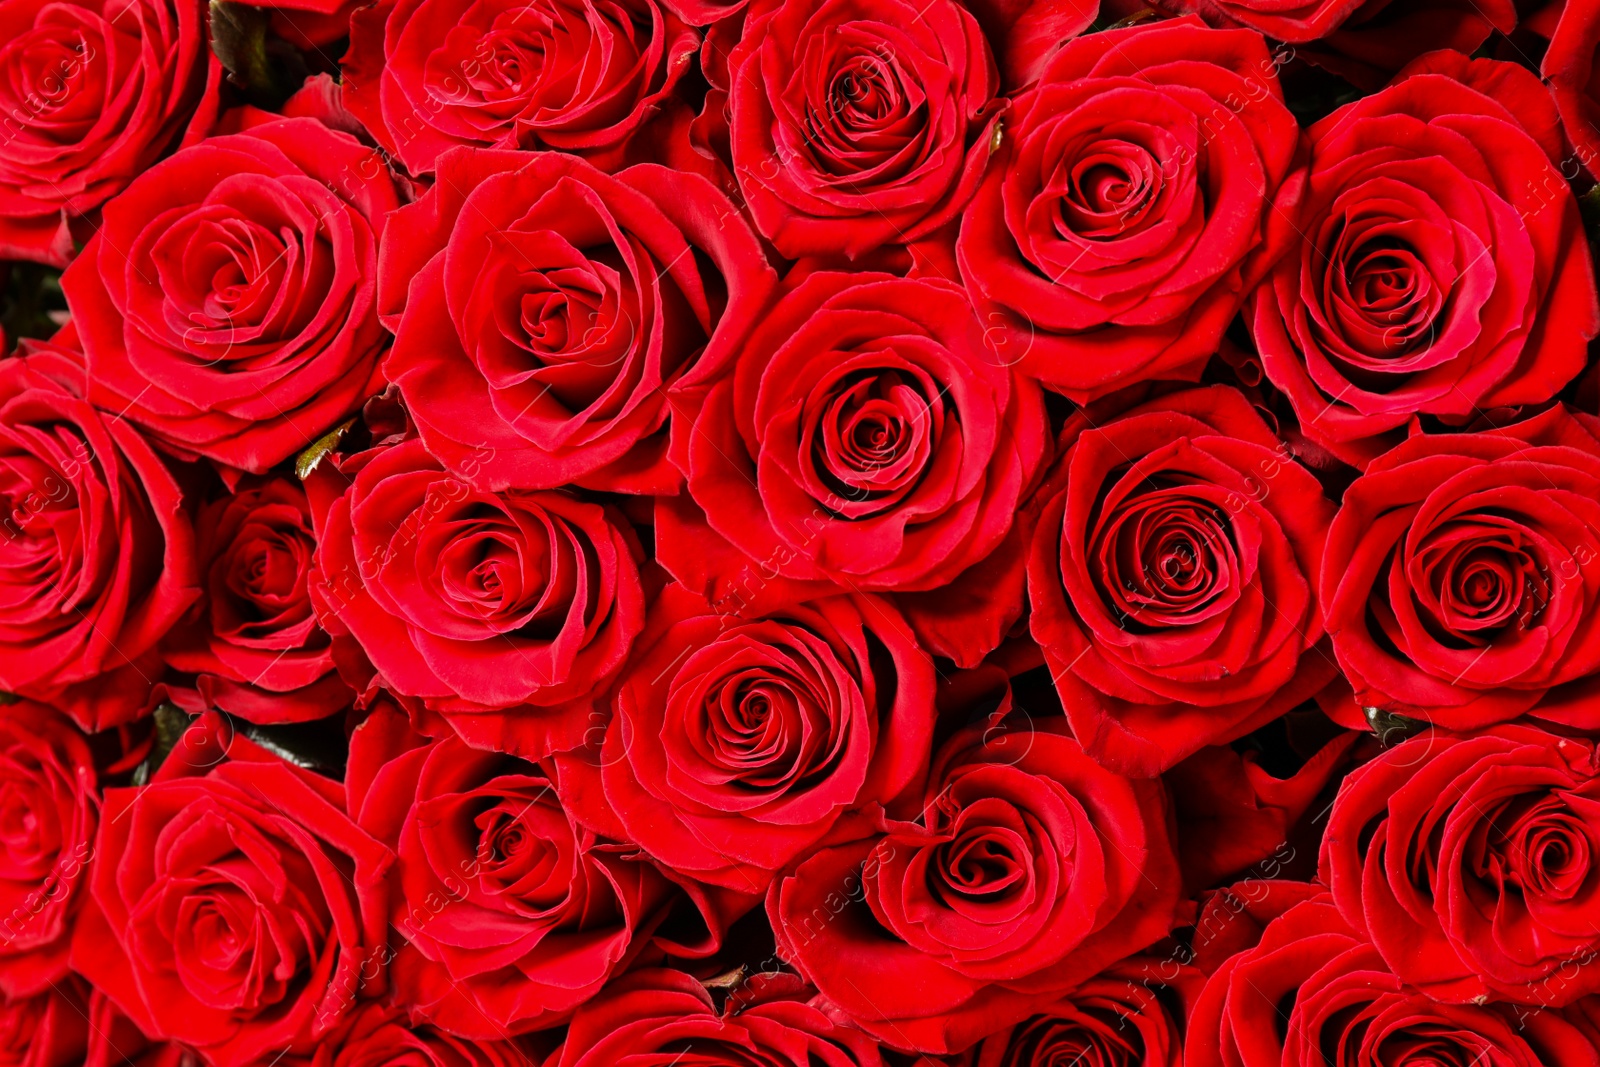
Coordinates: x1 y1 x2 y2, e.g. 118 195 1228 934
1026 387 1336 777
929 954 1201 1067
582 585 935 894
0 701 95 999
72 713 394 1067
0 332 198 730
285 1003 545 1067
60 116 403 474
345 708 721 1037
163 477 352 724
1322 723 1600 1006
380 148 776 494
546 969 886 1067
1250 58 1600 467
343 0 697 175
662 271 1048 667
1319 411 1600 729
769 719 1181 1054
310 437 645 758
725 0 1000 259
0 0 217 266
957 18 1298 402
1187 891 1600 1067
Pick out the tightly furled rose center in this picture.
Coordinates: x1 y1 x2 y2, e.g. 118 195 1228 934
145 180 337 358
401 497 575 637
869 766 1070 957
803 365 938 517
142 806 331 1014
801 33 922 183
0 26 97 135
999 1012 1147 1067
1411 521 1547 641
933 805 1032 907
454 780 578 907
460 184 699 425
1319 207 1450 366
1026 108 1192 272
1048 129 1174 245
1488 793 1593 903
485 234 642 400
425 22 543 112
0 18 101 144
221 519 312 634
1090 489 1238 630
665 623 864 801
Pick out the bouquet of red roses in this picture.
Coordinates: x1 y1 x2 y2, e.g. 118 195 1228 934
6 0 1600 1062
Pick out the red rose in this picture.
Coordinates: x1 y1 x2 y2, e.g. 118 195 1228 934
310 437 645 758
1026 387 1336 776
769 719 1181 1054
0 0 217 267
1322 723 1600 1007
1320 415 1600 729
1187 892 1600 1067
0 701 95 999
581 584 935 894
1250 61 1600 468
60 117 403 474
545 968 886 1067
957 19 1298 403
934 954 1200 1067
163 477 352 725
344 708 721 1037
1545 0 1600 180
297 1003 544 1067
379 148 776 494
343 0 697 176
725 0 1000 258
0 976 89 1067
661 271 1048 667
0 335 198 730
71 712 394 1067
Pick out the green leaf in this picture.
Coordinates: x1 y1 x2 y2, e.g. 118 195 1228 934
1363 706 1425 748
209 0 306 109
295 418 356 480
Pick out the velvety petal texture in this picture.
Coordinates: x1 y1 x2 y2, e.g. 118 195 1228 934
769 719 1182 1054
1250 60 1600 467
381 148 777 494
344 0 699 175
0 334 198 729
61 117 403 474
957 18 1299 402
0 0 216 266
1027 386 1336 776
